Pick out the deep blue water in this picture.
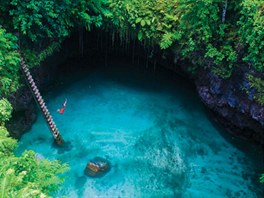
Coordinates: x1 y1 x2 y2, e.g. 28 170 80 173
17 60 263 197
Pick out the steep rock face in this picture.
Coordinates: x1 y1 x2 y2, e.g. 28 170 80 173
7 86 36 139
159 50 263 145
194 66 264 145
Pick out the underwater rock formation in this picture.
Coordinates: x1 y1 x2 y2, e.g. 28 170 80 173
85 157 110 177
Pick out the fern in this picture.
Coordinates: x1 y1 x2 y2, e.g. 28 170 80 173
160 32 174 49
247 74 264 105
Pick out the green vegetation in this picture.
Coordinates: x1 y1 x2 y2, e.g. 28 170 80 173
0 99 12 125
107 0 263 74
238 0 264 71
0 0 264 195
0 95 69 197
0 126 69 198
0 27 20 97
107 0 239 75
247 74 264 106
1 0 263 79
0 81 68 197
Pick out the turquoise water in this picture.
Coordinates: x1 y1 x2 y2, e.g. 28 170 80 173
17 61 263 197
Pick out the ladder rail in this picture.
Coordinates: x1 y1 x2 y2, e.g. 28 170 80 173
20 57 64 145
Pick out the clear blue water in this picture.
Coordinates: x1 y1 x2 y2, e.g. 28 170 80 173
17 60 263 197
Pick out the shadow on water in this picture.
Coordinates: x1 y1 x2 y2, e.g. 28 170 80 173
51 140 74 154
205 111 264 196
209 112 263 161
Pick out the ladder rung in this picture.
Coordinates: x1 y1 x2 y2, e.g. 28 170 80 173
21 57 63 146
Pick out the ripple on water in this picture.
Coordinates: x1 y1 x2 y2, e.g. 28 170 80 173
16 63 262 198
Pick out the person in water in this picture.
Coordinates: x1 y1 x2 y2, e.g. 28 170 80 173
57 99 67 114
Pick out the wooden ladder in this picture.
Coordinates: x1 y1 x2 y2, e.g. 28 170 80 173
20 58 64 145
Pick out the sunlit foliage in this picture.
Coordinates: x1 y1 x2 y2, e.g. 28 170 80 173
0 27 20 96
238 0 264 71
246 74 264 106
107 0 239 75
0 98 12 125
0 126 69 197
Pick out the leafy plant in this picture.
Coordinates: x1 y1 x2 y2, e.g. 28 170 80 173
107 0 241 77
238 0 264 71
22 42 61 68
0 27 20 96
246 74 264 105
0 126 69 197
10 0 73 42
0 98 12 125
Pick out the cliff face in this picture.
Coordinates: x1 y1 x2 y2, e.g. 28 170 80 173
194 66 264 145
158 49 264 145
7 87 36 139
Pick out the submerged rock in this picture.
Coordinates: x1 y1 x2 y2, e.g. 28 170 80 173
85 157 110 177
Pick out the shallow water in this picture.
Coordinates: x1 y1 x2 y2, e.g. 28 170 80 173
17 60 263 197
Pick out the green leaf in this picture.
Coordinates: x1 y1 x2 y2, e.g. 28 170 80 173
135 17 142 23
146 19 151 25
140 20 146 27
138 31 143 41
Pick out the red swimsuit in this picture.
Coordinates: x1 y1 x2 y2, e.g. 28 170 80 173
59 108 65 114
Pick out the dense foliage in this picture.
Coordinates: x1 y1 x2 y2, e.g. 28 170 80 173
0 0 264 195
106 0 263 99
0 27 20 97
246 74 264 106
1 0 263 79
238 0 264 71
0 126 69 197
0 98 12 125
0 96 69 197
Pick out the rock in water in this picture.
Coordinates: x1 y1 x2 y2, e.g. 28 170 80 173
85 157 110 177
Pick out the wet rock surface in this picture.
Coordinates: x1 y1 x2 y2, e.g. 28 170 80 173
7 86 36 139
85 157 110 177
159 51 263 145
194 66 264 145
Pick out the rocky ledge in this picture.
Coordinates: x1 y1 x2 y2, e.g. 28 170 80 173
159 51 263 145
195 66 264 145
